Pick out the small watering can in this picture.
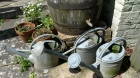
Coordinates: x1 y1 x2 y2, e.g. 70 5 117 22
93 37 127 78
74 28 105 64
2 34 65 70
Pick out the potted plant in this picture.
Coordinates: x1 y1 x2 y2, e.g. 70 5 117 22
14 22 35 43
21 1 43 25
32 15 57 42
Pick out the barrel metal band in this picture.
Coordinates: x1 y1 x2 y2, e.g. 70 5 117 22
47 0 102 10
53 21 89 29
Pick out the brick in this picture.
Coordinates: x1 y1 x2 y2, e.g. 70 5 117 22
116 31 124 37
124 0 135 5
136 24 140 29
118 25 136 31
122 5 133 12
124 29 140 35
132 5 140 12
114 9 122 19
132 0 140 5
131 17 140 24
126 39 138 46
116 0 125 5
119 19 132 25
120 12 130 19
115 1 124 11
124 34 139 39
119 15 140 25
112 16 120 26
120 12 140 20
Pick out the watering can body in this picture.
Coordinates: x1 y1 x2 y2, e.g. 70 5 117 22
29 40 60 70
74 28 105 65
93 38 126 78
29 34 65 70
2 34 64 70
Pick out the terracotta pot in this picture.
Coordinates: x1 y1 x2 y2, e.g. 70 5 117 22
32 28 58 42
14 22 35 43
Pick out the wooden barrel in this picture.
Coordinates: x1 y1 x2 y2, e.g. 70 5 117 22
47 0 103 35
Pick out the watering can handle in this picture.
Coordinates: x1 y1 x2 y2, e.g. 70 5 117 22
74 27 105 46
98 37 127 59
29 34 65 51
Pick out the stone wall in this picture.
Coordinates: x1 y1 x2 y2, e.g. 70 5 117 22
101 0 140 47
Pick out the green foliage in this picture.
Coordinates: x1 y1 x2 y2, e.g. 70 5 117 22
0 18 4 26
17 26 31 32
14 55 33 72
28 37 33 43
21 0 43 21
29 72 37 78
40 15 54 30
112 45 120 53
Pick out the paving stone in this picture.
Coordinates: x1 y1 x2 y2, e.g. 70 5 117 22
0 2 12 7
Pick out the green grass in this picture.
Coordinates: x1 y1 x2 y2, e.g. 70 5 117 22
0 18 4 26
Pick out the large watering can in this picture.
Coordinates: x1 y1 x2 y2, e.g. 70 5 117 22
2 34 65 70
68 37 126 78
74 28 105 65
93 37 126 78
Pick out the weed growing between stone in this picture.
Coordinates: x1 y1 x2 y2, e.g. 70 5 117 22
29 71 37 78
14 55 37 78
14 55 33 72
0 18 4 26
28 37 33 43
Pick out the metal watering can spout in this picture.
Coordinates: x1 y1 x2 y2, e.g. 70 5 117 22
1 45 29 59
1 44 35 64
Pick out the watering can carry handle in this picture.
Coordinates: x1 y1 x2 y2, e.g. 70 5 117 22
30 34 65 51
99 37 127 59
74 28 105 46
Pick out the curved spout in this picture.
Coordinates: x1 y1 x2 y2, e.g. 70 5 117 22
2 45 29 58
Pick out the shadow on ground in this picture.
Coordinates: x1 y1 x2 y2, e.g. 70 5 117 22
0 28 18 41
0 0 13 1
119 56 131 75
0 6 23 19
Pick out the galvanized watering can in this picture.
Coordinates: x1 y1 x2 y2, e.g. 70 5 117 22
2 34 65 70
92 37 127 78
68 37 126 78
74 28 105 65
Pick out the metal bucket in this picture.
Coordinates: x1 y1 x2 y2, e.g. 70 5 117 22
30 34 65 69
93 37 126 78
74 28 105 65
